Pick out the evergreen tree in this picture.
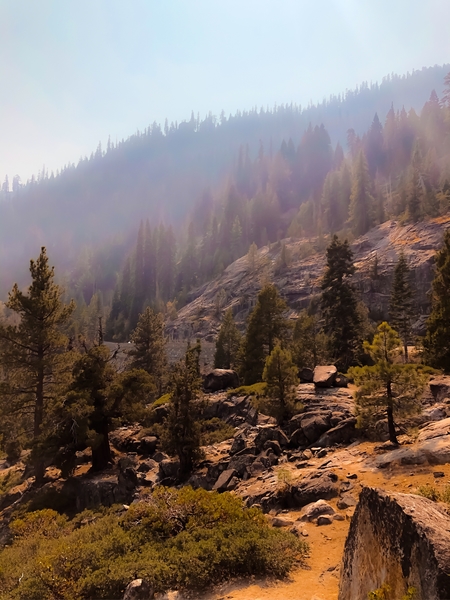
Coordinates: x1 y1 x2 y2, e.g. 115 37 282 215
247 242 258 271
163 344 203 478
241 284 290 384
263 344 299 423
64 346 154 472
389 252 414 361
0 247 75 484
128 307 168 395
292 309 329 369
349 151 374 236
321 235 362 370
214 309 242 369
423 230 450 370
350 322 427 445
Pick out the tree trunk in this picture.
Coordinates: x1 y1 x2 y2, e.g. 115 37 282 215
91 418 113 471
33 358 45 486
404 339 409 363
386 381 398 445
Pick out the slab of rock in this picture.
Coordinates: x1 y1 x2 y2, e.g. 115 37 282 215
291 471 339 508
213 468 237 492
230 434 246 455
337 494 357 509
317 515 333 526
272 516 294 527
290 428 309 448
313 365 337 387
228 454 255 478
159 458 180 479
123 578 153 599
417 418 450 442
204 369 239 392
339 487 450 600
301 413 331 444
299 499 336 522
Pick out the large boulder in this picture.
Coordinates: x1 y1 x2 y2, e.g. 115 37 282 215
204 369 239 392
315 417 357 447
313 365 337 387
213 469 237 492
299 367 314 383
289 471 339 508
301 413 331 444
339 487 450 600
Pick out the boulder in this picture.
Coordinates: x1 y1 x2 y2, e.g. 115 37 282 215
228 454 255 478
123 579 154 600
291 471 339 508
289 428 309 449
301 414 331 443
263 439 282 456
254 426 289 451
317 515 333 526
429 377 450 402
230 434 246 455
417 418 450 442
299 499 336 522
137 436 158 456
272 516 294 527
315 417 357 447
213 469 237 492
334 374 348 388
204 369 239 392
339 487 450 600
313 365 337 387
159 458 180 479
337 494 357 510
299 367 314 383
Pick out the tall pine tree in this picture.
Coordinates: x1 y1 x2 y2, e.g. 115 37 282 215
389 252 414 361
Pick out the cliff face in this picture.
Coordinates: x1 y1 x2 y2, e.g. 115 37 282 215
338 487 450 600
167 217 450 341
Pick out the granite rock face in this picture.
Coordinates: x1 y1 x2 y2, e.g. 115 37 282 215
339 487 450 600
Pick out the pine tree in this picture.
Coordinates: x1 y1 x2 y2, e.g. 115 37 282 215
263 344 299 422
350 322 427 445
389 252 414 361
321 235 362 370
128 307 167 395
0 247 75 484
349 151 374 236
163 344 203 478
241 284 290 384
63 346 155 472
292 309 329 369
423 230 450 370
247 242 258 271
214 309 242 369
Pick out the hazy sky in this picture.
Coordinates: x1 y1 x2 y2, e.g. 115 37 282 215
1 0 449 182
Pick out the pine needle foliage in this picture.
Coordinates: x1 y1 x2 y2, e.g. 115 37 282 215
350 322 427 444
214 308 242 369
128 306 167 395
263 344 299 422
0 247 75 484
423 230 450 371
389 251 414 361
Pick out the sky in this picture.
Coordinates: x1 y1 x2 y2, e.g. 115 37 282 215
1 0 449 183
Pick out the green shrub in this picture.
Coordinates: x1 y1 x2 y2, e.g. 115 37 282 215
153 393 171 407
0 469 23 498
200 418 236 445
417 484 441 502
228 382 267 398
0 486 307 599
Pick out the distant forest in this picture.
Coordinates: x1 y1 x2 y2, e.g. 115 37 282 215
1 64 450 341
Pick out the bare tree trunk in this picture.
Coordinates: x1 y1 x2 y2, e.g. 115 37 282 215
33 355 45 486
386 381 398 445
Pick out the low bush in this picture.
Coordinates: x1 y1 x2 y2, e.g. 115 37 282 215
0 486 308 599
228 382 267 398
0 469 23 499
200 418 236 445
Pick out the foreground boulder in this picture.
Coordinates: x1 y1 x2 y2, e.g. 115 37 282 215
204 369 239 392
339 487 450 600
313 365 337 387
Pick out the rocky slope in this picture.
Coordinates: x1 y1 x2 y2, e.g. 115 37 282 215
166 216 450 341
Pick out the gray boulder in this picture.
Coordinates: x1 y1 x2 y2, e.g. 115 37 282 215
299 367 314 382
339 487 450 600
291 471 339 508
315 417 357 447
204 369 239 392
301 413 331 443
299 499 336 522
254 426 289 451
213 468 237 492
313 365 337 387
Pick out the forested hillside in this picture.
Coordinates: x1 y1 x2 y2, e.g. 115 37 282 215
1 65 450 343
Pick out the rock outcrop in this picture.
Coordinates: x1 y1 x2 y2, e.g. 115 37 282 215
203 369 240 392
339 487 450 600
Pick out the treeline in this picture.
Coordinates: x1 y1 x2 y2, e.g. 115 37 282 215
0 65 448 298
106 71 450 338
